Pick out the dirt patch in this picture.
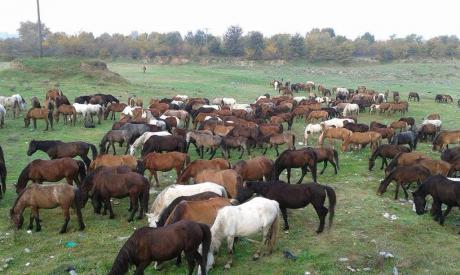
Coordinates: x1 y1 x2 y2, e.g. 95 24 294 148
80 60 128 84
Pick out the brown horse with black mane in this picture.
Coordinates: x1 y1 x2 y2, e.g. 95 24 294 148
80 166 150 222
177 158 230 184
10 183 85 233
377 165 431 200
104 103 127 120
368 144 411 171
310 147 339 174
432 130 460 151
15 158 86 194
232 156 274 182
273 148 318 184
384 152 429 175
108 221 211 275
24 103 54 131
54 104 77 125
27 139 98 168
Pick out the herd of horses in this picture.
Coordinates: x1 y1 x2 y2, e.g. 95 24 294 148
1 82 460 274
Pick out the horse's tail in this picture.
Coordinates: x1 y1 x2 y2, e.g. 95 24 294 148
267 206 280 253
108 233 137 275
272 153 283 180
333 149 339 170
88 143 98 160
199 223 212 275
75 160 87 185
324 185 336 230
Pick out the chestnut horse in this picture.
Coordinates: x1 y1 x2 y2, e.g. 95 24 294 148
89 154 138 171
195 169 243 198
24 105 54 131
232 156 274 181
10 183 85 233
54 104 76 125
164 197 231 226
432 130 460 151
341 131 381 152
177 158 230 184
15 158 86 194
140 152 190 187
104 103 127 120
384 152 429 175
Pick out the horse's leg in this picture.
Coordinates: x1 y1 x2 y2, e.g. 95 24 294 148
440 206 453 225
224 236 235 269
33 118 37 129
280 207 289 231
112 142 117 155
296 167 308 185
287 168 291 184
45 119 49 131
185 252 196 275
380 157 386 170
28 212 34 230
66 177 73 186
320 161 327 175
33 208 42 232
81 154 91 168
239 147 245 159
209 147 217 160
394 183 400 200
59 207 70 234
134 262 149 275
128 193 139 222
106 198 115 219
200 146 204 159
313 203 328 234
153 171 160 187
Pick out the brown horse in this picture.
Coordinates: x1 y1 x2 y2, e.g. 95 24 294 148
104 103 127 120
372 127 395 143
432 130 460 151
232 156 274 181
165 197 231 226
54 104 76 125
310 147 339 174
368 144 411 171
177 158 230 184
108 221 211 275
377 165 431 200
195 169 243 199
24 107 53 130
273 148 318 184
318 127 352 147
341 131 381 152
414 158 451 176
46 88 62 100
15 158 86 194
385 152 429 175
141 152 190 187
426 113 441 120
306 110 328 123
10 183 85 233
89 154 138 171
80 166 150 222
389 121 407 132
261 133 296 156
220 136 250 159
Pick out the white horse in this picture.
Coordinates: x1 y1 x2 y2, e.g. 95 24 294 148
142 111 166 130
147 182 228 227
73 103 103 122
293 96 307 103
222 97 236 107
11 94 27 110
322 118 354 128
203 197 280 273
121 105 141 117
174 94 188 101
304 123 323 145
202 104 220 110
370 104 380 114
0 104 5 127
0 95 21 118
336 87 349 94
315 97 324 104
343 103 359 116
422 119 442 128
129 131 171 155
211 97 223 105
232 104 253 114
170 100 184 109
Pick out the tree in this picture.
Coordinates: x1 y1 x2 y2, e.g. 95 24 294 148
321 28 336 38
360 32 375 44
207 35 222 55
245 31 265 59
224 25 244 56
17 21 50 55
288 34 305 59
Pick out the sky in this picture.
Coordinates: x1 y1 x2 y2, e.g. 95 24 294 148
1 0 459 40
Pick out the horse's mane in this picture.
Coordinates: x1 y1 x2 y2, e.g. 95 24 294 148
108 231 138 275
11 185 29 214
16 163 31 191
32 140 63 150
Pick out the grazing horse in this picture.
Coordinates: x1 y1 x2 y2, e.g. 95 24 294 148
368 144 411 171
206 197 279 271
15 158 86 194
104 103 127 120
140 152 189 187
100 130 131 155
10 183 85 233
341 131 381 152
24 105 54 131
440 147 460 164
399 117 415 130
273 148 318 184
261 133 296 156
344 122 369 133
109 221 211 275
0 145 6 199
155 192 221 227
195 169 243 199
141 135 187 157
384 152 429 175
27 140 97 168
343 103 359 116
418 123 438 141
177 158 230 184
413 158 451 176
238 181 336 233
186 131 222 159
432 130 460 151
0 95 22 118
377 165 431 200
408 92 420 101
304 123 323 145
372 127 395 143
232 156 273 182
147 183 228 227
392 131 418 151
318 126 352 147
220 136 250 159
413 175 460 231
89 154 138 171
80 167 150 222
389 121 407 132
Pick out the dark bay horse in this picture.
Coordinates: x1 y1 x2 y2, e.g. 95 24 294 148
109 221 211 275
0 145 6 199
80 166 150 222
237 181 336 233
413 175 460 231
377 165 431 200
27 140 97 167
10 183 85 233
16 158 86 194
273 148 318 184
368 144 411 171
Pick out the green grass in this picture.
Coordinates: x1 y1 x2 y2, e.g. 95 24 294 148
1 58 460 274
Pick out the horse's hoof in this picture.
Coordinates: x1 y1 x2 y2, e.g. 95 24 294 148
224 263 231 270
284 230 289 234
253 253 260 261
79 226 85 231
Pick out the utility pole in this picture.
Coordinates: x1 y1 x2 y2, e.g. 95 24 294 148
36 0 43 57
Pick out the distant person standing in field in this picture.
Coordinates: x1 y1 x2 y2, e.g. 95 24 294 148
143 65 146 73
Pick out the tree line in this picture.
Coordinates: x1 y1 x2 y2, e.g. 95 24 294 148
1 21 459 63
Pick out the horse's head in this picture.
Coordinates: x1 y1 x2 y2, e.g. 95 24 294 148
26 140 37 156
146 213 158 227
9 208 23 229
376 180 388 196
412 190 427 215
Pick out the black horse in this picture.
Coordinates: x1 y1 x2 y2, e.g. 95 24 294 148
413 175 460 232
392 131 418 151
74 95 92 104
0 145 6 199
93 93 120 106
237 180 336 233
141 135 187 157
27 140 97 168
273 148 318 184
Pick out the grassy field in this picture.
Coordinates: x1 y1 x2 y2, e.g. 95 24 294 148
1 58 460 274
